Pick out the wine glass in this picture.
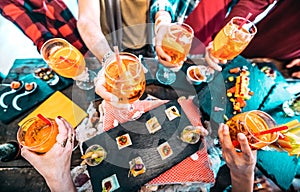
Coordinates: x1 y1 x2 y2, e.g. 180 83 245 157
40 38 96 90
103 52 146 121
156 22 194 85
203 16 257 81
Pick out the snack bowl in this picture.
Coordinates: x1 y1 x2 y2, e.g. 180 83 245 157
81 144 107 166
186 65 207 85
34 67 59 86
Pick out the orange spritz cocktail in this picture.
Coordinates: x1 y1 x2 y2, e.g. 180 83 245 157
162 23 194 66
226 110 279 150
211 16 257 60
41 38 86 78
104 52 146 104
17 117 59 153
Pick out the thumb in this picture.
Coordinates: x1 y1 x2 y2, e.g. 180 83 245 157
21 147 40 165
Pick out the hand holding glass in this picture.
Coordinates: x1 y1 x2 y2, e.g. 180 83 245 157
17 117 58 153
203 16 257 81
103 52 146 120
225 110 279 150
156 22 194 85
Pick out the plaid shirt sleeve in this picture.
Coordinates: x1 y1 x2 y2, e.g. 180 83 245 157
149 0 200 23
0 0 88 55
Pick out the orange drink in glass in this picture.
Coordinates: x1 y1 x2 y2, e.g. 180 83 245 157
41 38 96 90
17 117 59 153
211 16 257 61
162 22 194 68
104 52 146 105
226 110 279 150
41 38 86 78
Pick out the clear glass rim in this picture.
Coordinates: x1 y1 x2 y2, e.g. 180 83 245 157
104 52 143 83
40 38 83 71
168 22 194 40
230 16 257 35
244 110 279 144
17 117 56 149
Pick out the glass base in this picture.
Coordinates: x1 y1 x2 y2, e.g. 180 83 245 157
156 66 176 85
75 69 97 90
282 99 300 117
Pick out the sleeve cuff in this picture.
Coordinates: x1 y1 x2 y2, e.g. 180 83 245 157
149 0 175 23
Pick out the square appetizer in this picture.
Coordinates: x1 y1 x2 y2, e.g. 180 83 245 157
157 142 173 160
116 133 132 150
165 106 180 121
101 174 120 192
145 116 162 134
128 156 146 177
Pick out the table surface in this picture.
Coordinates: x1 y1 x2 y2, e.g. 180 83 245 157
0 56 299 192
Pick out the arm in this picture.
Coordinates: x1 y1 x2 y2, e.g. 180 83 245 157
218 123 256 192
21 117 76 192
225 0 276 23
77 0 111 62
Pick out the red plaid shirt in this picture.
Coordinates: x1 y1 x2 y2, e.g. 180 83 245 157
0 0 88 55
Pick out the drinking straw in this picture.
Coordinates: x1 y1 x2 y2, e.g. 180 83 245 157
253 125 288 136
238 13 253 30
59 56 71 63
113 46 124 73
37 113 51 126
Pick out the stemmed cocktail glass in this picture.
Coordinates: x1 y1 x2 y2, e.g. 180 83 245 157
156 22 194 85
202 16 257 82
41 38 96 90
103 51 146 121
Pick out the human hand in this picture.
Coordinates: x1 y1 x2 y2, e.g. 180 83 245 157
204 42 226 72
218 123 256 192
155 24 185 69
21 117 76 192
286 58 300 78
95 68 118 102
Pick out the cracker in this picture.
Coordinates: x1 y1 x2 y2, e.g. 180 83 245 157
165 106 180 121
145 116 161 134
157 142 173 160
116 133 132 150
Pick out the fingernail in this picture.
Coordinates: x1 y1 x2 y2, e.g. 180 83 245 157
223 124 229 134
57 116 62 119
20 145 23 149
238 133 246 140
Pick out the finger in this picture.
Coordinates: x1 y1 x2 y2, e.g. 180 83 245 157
56 117 74 149
291 71 300 79
205 49 223 71
221 124 234 150
55 116 68 138
21 147 40 165
95 82 118 102
156 46 172 63
218 123 225 144
238 133 254 160
286 58 300 68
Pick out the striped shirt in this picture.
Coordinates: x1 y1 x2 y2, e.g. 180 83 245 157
149 0 200 23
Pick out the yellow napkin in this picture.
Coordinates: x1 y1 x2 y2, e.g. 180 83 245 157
18 91 87 128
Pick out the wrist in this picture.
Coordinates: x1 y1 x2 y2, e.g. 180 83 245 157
230 170 254 192
154 12 171 35
101 50 114 66
46 173 76 192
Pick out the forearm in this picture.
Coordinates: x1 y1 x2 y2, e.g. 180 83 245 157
45 172 76 192
77 19 111 62
77 0 111 63
231 170 254 192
